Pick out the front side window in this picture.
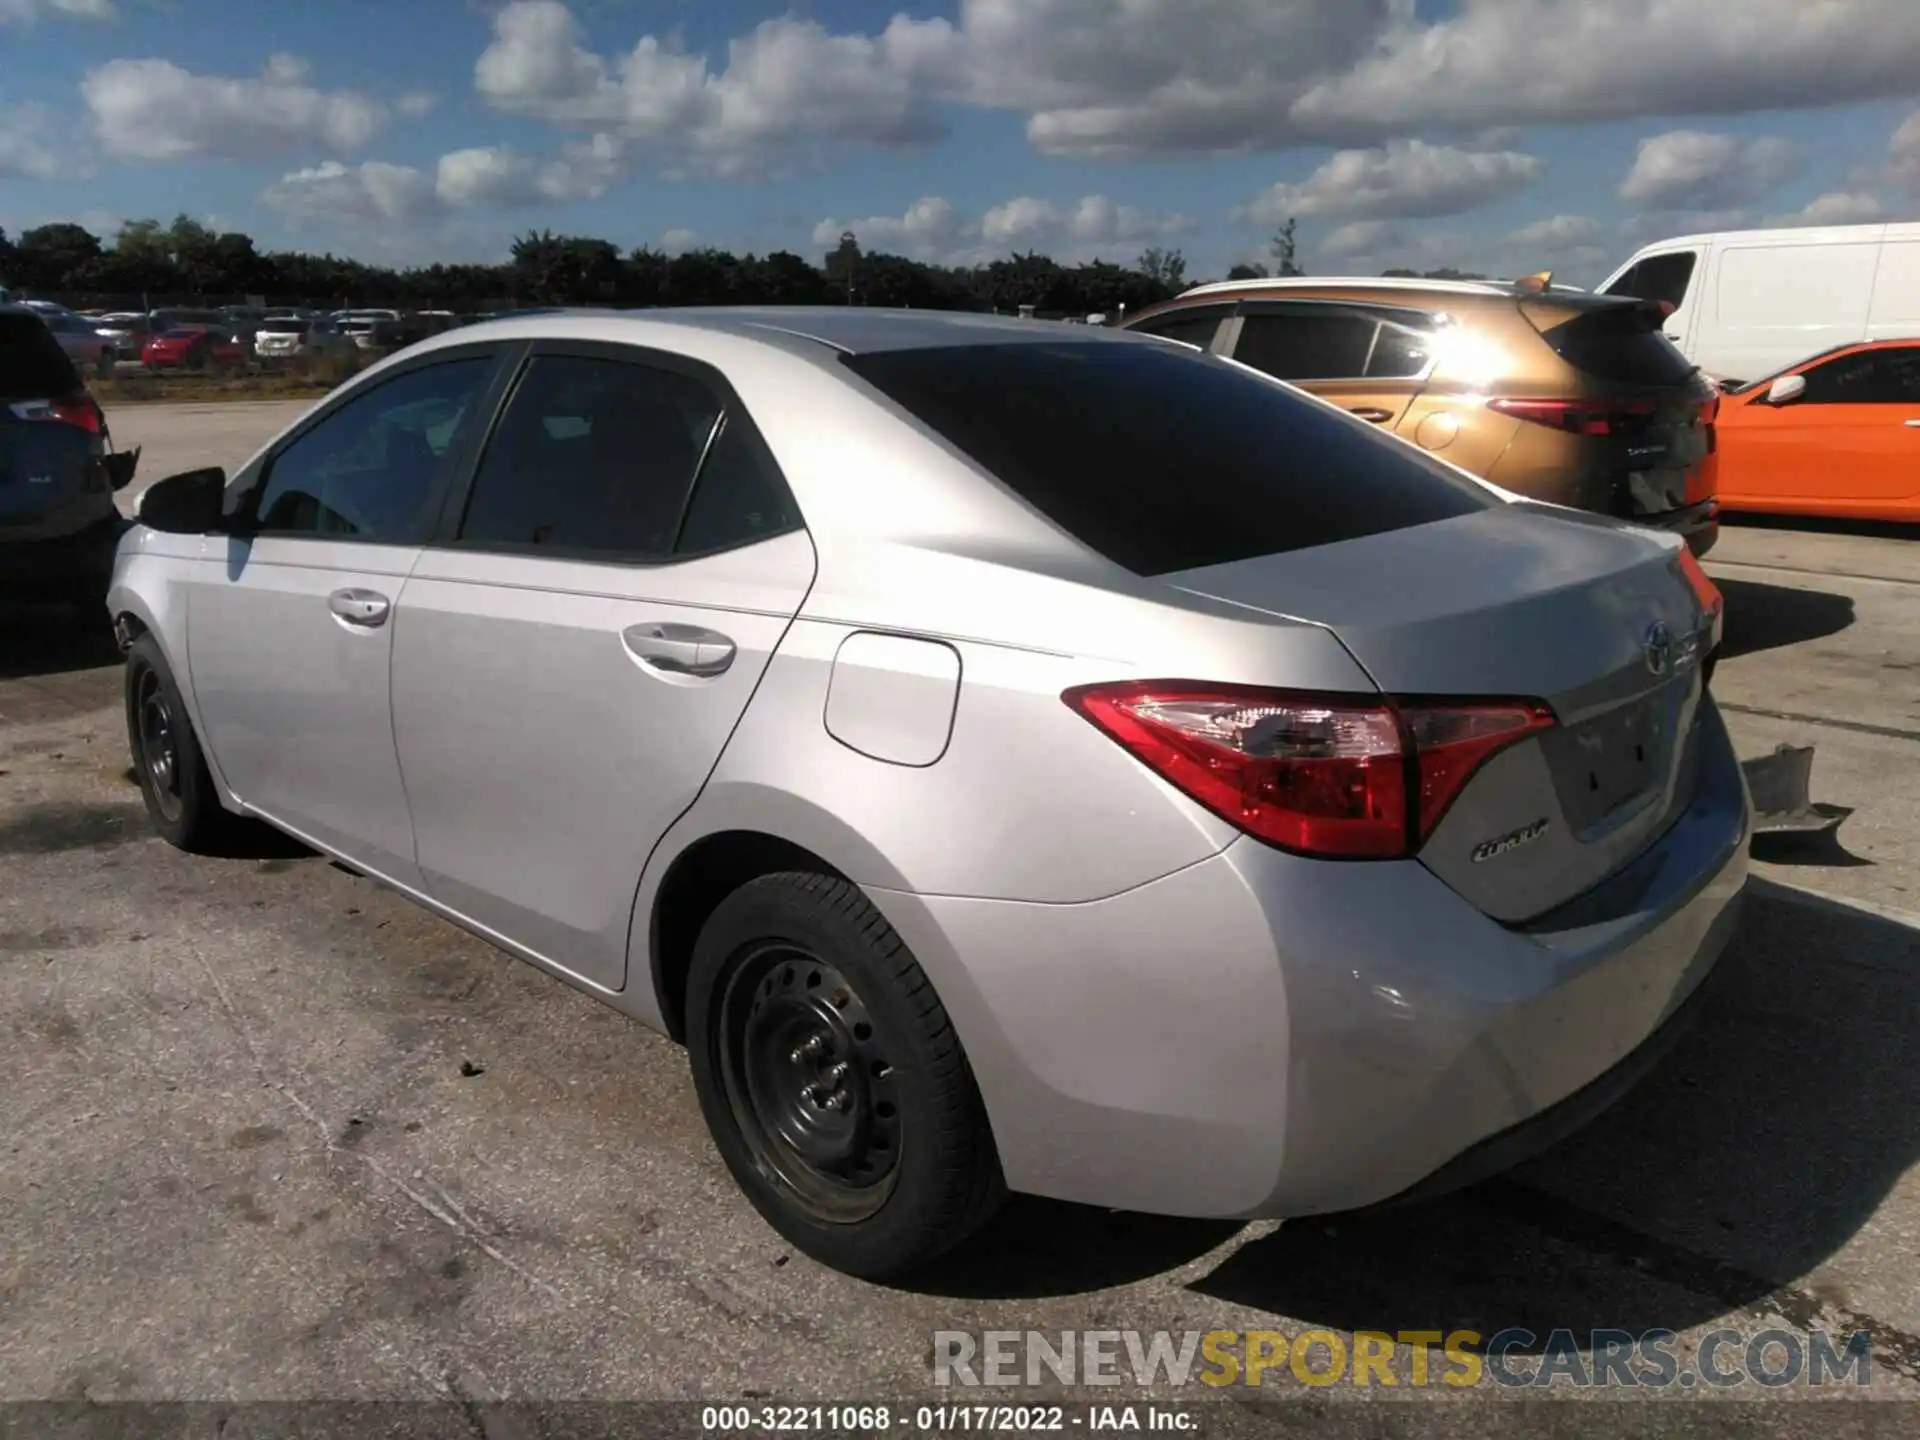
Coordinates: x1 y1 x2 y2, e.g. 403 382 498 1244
456 355 723 560
250 357 494 541
1800 347 1920 404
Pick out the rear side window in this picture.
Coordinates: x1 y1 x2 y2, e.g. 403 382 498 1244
1604 252 1696 309
1129 307 1229 350
0 313 81 399
1234 310 1376 380
1532 300 1699 386
457 355 722 561
841 342 1492 576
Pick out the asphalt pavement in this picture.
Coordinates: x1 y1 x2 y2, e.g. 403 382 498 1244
2 403 1917 1425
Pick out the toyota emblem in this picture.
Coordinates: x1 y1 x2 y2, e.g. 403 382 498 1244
1643 620 1674 676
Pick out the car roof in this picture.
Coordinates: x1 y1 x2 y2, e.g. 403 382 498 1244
433 305 1156 357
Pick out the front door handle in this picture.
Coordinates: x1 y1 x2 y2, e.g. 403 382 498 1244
622 622 736 678
328 587 391 627
1347 407 1394 424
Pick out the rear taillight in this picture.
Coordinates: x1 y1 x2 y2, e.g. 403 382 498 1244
1678 547 1724 652
1063 682 1555 860
1489 396 1662 437
8 392 103 434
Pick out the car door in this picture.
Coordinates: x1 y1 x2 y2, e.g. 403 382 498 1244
1725 345 1920 506
390 342 816 992
185 346 514 885
1227 302 1432 429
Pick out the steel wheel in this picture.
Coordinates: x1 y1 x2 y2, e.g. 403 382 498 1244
134 665 184 824
716 943 903 1224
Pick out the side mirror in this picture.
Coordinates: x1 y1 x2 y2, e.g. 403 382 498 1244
135 466 227 534
1765 374 1806 406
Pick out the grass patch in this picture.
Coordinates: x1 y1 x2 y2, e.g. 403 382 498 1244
93 352 370 405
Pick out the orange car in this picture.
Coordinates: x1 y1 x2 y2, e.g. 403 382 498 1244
1714 339 1920 521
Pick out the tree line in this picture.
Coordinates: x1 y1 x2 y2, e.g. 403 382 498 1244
0 213 1485 316
0 215 1199 317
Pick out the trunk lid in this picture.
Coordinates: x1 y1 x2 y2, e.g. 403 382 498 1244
1520 294 1719 518
1164 503 1718 920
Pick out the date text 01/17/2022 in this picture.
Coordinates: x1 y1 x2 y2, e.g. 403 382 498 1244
698 1404 1203 1432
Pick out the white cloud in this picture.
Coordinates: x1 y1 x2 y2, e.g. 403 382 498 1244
260 159 442 225
809 193 1193 265
0 103 63 180
453 1 1920 171
1617 209 1753 250
1506 214 1605 253
978 194 1194 247
811 196 964 258
1884 110 1920 192
475 0 961 177
396 91 440 119
1765 192 1888 227
659 228 699 255
1618 130 1799 211
1290 1 1920 139
260 135 620 229
82 54 390 161
1242 139 1543 226
0 0 114 23
1320 220 1400 257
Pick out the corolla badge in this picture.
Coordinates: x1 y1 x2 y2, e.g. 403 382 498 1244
1471 817 1551 863
1642 620 1674 676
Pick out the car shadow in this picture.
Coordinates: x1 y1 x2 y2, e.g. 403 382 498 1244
896 1198 1242 1300
1715 578 1855 659
0 601 122 682
1186 885 1920 1349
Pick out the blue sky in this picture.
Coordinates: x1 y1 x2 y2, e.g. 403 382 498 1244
4 0 1920 284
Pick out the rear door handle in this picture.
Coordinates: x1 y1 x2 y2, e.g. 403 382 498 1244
622 622 736 678
1347 407 1394 424
1904 419 1920 428
328 587 391 627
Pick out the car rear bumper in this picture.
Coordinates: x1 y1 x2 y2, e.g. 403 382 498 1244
1637 497 1718 556
872 696 1750 1219
0 514 131 599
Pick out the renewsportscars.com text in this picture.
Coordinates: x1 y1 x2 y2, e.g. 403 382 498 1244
933 1328 1875 1390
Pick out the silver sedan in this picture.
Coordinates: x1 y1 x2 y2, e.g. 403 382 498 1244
107 308 1748 1278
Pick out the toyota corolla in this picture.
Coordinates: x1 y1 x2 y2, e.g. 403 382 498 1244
107 308 1747 1279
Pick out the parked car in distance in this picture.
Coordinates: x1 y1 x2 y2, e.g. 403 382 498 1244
2 303 139 609
1712 338 1920 521
93 311 155 361
253 315 357 365
142 325 246 372
1124 275 1723 555
36 310 118 378
109 307 1743 1279
150 307 231 335
1600 222 1920 390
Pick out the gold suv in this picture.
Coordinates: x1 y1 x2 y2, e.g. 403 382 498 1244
1122 276 1721 554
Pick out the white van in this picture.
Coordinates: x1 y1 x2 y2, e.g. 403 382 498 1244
1597 222 1920 388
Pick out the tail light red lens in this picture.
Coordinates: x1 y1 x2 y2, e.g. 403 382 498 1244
1489 397 1659 437
9 392 103 434
1063 682 1555 860
1677 547 1724 651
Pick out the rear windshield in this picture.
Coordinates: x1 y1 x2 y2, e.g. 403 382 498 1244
1529 298 1698 387
259 319 308 333
0 313 82 399
840 341 1493 576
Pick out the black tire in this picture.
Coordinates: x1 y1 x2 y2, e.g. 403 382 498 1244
124 633 235 852
686 872 1006 1279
